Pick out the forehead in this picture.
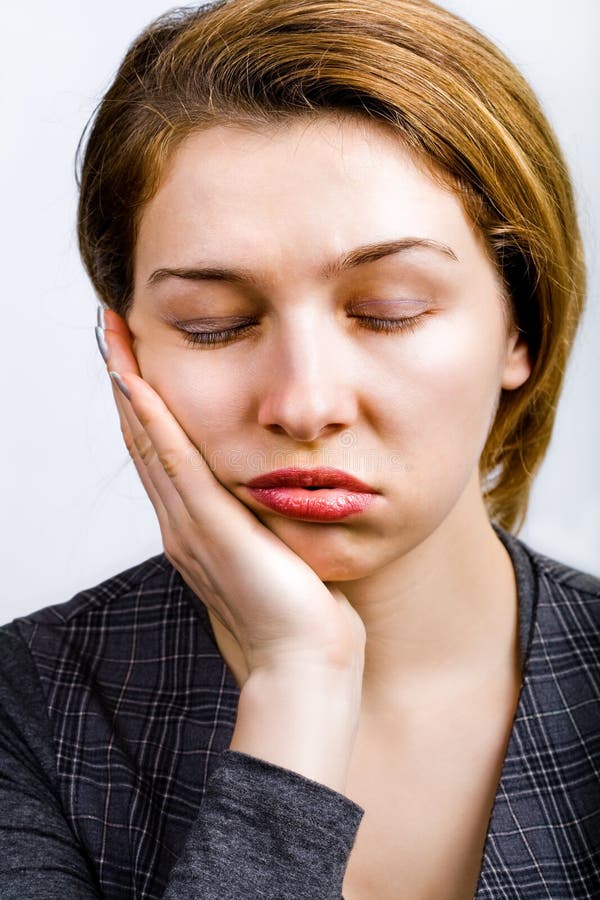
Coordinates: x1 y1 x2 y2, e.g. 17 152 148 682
134 113 482 282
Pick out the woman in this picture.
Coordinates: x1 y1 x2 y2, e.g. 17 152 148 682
1 0 598 897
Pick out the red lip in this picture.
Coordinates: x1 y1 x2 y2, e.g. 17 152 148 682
245 466 376 492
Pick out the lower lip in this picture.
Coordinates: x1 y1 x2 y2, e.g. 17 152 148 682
246 486 378 521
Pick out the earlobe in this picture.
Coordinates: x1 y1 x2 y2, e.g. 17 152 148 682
501 330 532 390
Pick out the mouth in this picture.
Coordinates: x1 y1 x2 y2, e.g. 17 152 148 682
244 467 379 521
245 466 377 493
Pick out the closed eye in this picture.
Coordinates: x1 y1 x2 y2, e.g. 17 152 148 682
352 314 425 335
178 312 427 348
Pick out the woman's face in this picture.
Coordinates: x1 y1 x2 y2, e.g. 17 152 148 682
127 113 530 581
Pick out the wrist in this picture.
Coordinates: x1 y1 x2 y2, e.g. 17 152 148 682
229 665 362 794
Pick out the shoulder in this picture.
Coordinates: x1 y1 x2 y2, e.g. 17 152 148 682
1 551 216 682
526 544 600 600
494 524 600 675
4 552 175 632
523 539 600 614
529 546 600 661
510 534 600 678
497 523 600 608
0 553 169 674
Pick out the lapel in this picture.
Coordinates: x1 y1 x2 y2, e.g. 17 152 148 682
475 527 600 896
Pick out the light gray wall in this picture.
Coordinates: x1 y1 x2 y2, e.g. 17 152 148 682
1 1 598 622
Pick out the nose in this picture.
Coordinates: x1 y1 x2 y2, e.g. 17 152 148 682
256 313 358 443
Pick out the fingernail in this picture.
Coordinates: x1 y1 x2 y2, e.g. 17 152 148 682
95 325 109 363
109 370 132 401
96 305 106 328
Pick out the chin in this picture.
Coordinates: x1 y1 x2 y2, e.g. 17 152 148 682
277 529 380 581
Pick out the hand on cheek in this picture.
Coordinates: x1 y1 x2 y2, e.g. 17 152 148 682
92 304 367 682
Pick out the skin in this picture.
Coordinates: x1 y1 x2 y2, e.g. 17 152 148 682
103 111 531 719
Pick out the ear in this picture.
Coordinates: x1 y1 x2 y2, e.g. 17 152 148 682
501 326 531 390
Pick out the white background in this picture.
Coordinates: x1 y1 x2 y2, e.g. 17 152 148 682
1 1 599 622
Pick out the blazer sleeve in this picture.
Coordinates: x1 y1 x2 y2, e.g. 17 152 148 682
0 626 364 899
162 750 364 899
0 627 102 899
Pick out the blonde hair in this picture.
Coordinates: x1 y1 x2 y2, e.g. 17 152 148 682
77 0 587 533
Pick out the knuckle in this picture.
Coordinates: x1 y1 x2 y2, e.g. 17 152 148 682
136 408 153 431
137 435 156 466
158 450 178 479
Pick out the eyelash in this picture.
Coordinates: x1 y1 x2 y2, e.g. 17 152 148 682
180 314 426 347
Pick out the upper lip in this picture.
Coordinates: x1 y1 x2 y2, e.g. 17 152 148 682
245 467 377 492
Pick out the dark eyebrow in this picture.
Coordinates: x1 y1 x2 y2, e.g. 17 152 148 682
146 237 458 288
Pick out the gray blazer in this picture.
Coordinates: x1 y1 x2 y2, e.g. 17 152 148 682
0 524 598 898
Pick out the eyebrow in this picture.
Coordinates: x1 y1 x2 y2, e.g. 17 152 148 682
146 237 459 288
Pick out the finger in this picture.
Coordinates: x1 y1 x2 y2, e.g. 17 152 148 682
99 313 189 524
108 368 189 529
107 368 248 537
109 377 174 528
101 308 136 355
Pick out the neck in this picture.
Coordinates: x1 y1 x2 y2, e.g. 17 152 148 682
329 475 521 716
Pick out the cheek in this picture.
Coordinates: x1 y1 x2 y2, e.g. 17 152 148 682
138 345 249 442
379 318 504 462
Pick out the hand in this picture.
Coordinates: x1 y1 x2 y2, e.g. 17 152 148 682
97 308 366 688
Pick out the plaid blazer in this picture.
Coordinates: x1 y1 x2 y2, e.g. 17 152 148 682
0 524 599 898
